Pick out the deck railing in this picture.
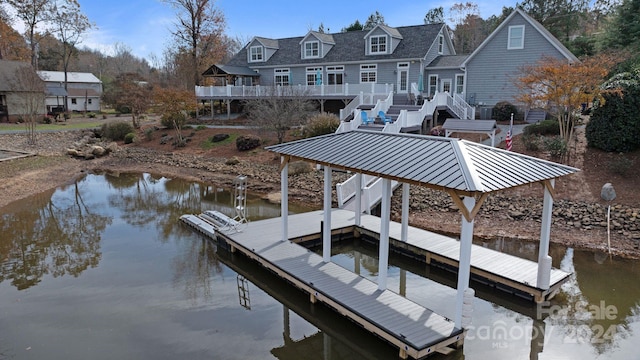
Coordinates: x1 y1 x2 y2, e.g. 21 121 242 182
195 83 394 99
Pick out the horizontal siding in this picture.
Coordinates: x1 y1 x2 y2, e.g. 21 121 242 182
466 13 568 107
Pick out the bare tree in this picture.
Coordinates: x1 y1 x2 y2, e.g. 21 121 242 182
14 64 45 145
243 86 315 144
48 0 92 111
4 0 52 67
162 0 226 88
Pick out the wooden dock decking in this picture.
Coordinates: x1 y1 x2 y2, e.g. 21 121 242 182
181 209 572 358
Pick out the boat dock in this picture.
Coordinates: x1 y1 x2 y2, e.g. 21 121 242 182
181 208 572 358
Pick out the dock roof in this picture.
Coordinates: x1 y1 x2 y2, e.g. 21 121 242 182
266 130 578 195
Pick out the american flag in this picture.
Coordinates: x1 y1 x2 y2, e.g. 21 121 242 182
505 113 514 151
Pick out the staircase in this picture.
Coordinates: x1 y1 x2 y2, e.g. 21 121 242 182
526 109 546 123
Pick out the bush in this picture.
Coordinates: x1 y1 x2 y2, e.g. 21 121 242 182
492 101 519 121
608 154 633 176
195 125 207 131
303 112 340 138
87 112 96 118
144 128 154 141
523 120 560 136
289 161 313 175
543 136 568 158
521 133 541 151
101 121 134 141
124 132 136 144
161 112 187 129
236 134 261 151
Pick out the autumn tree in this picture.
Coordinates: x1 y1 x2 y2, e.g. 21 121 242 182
514 54 618 145
449 2 485 54
4 0 52 67
154 88 196 147
163 0 226 88
103 73 153 129
49 0 92 111
0 12 30 60
243 86 315 144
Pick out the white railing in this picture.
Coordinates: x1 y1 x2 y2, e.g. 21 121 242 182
454 93 476 120
195 83 394 98
336 174 377 208
339 92 363 121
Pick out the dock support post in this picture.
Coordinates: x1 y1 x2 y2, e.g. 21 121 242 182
323 166 332 262
537 179 554 290
378 178 392 291
281 158 289 242
401 183 409 242
355 173 362 226
454 196 475 329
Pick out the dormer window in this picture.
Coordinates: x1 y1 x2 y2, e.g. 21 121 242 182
369 35 387 54
508 25 525 49
249 46 264 62
304 41 319 58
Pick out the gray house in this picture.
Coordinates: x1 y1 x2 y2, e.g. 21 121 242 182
198 7 577 121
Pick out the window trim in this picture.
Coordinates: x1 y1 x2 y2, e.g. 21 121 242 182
428 74 438 97
438 34 444 54
369 35 387 54
508 25 525 50
303 41 320 59
274 68 290 86
455 74 465 95
360 64 377 83
249 45 264 62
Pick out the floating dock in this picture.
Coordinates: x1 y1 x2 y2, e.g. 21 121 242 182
181 209 572 358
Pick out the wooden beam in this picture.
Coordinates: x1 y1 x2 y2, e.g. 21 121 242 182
279 155 290 172
446 190 487 222
542 179 556 199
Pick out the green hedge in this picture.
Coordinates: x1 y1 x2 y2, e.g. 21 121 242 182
523 120 560 136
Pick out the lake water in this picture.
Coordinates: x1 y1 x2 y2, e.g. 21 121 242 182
0 173 639 359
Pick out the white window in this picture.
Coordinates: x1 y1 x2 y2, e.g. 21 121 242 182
369 35 387 54
249 46 264 62
306 67 323 85
326 65 344 85
304 41 319 58
428 75 438 96
360 64 377 83
438 34 444 54
274 68 290 86
455 74 464 94
508 25 525 49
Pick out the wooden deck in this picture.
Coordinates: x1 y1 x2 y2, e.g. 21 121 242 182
181 212 465 359
181 208 571 357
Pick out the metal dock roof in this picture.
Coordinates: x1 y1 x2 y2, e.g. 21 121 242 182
266 130 579 195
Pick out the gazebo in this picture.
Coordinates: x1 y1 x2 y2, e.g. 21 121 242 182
266 130 579 329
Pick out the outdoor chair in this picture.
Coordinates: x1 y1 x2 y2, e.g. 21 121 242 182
361 110 373 125
378 111 393 124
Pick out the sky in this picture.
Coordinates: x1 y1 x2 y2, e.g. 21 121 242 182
24 0 516 63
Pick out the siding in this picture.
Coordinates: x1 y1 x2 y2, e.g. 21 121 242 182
465 13 568 107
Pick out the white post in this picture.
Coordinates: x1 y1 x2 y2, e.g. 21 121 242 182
355 173 362 226
401 183 409 242
281 158 289 241
323 166 332 262
454 196 475 329
537 179 555 289
378 178 392 291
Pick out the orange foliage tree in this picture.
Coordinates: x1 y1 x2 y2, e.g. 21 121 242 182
513 54 618 143
154 88 196 147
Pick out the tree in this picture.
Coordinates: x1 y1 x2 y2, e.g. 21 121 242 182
4 0 52 68
0 13 30 60
49 0 92 111
603 0 640 50
162 0 226 88
243 86 315 144
341 19 363 32
154 87 196 147
449 2 484 54
521 0 590 43
363 11 385 30
104 73 153 129
514 54 618 146
14 63 45 145
424 6 445 24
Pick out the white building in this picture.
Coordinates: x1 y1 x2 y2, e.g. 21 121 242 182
38 71 102 113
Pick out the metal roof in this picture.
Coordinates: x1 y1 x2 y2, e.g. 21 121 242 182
266 131 578 194
38 71 101 84
45 84 67 96
202 64 261 77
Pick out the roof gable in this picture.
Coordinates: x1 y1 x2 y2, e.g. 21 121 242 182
0 60 42 92
463 8 578 66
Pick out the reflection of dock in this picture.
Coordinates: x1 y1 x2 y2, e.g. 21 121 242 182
182 209 572 358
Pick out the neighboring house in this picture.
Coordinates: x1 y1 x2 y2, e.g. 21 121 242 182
37 71 103 113
198 7 577 120
0 60 46 123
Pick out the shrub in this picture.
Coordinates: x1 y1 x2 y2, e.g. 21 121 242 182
161 112 187 129
195 125 207 131
236 134 261 151
124 132 136 144
289 161 313 175
608 154 633 176
543 136 567 158
303 112 340 138
144 128 154 141
521 133 541 151
523 120 560 136
492 101 519 121
88 112 96 118
101 121 134 141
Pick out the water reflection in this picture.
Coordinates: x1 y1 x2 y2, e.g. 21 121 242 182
0 179 110 290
